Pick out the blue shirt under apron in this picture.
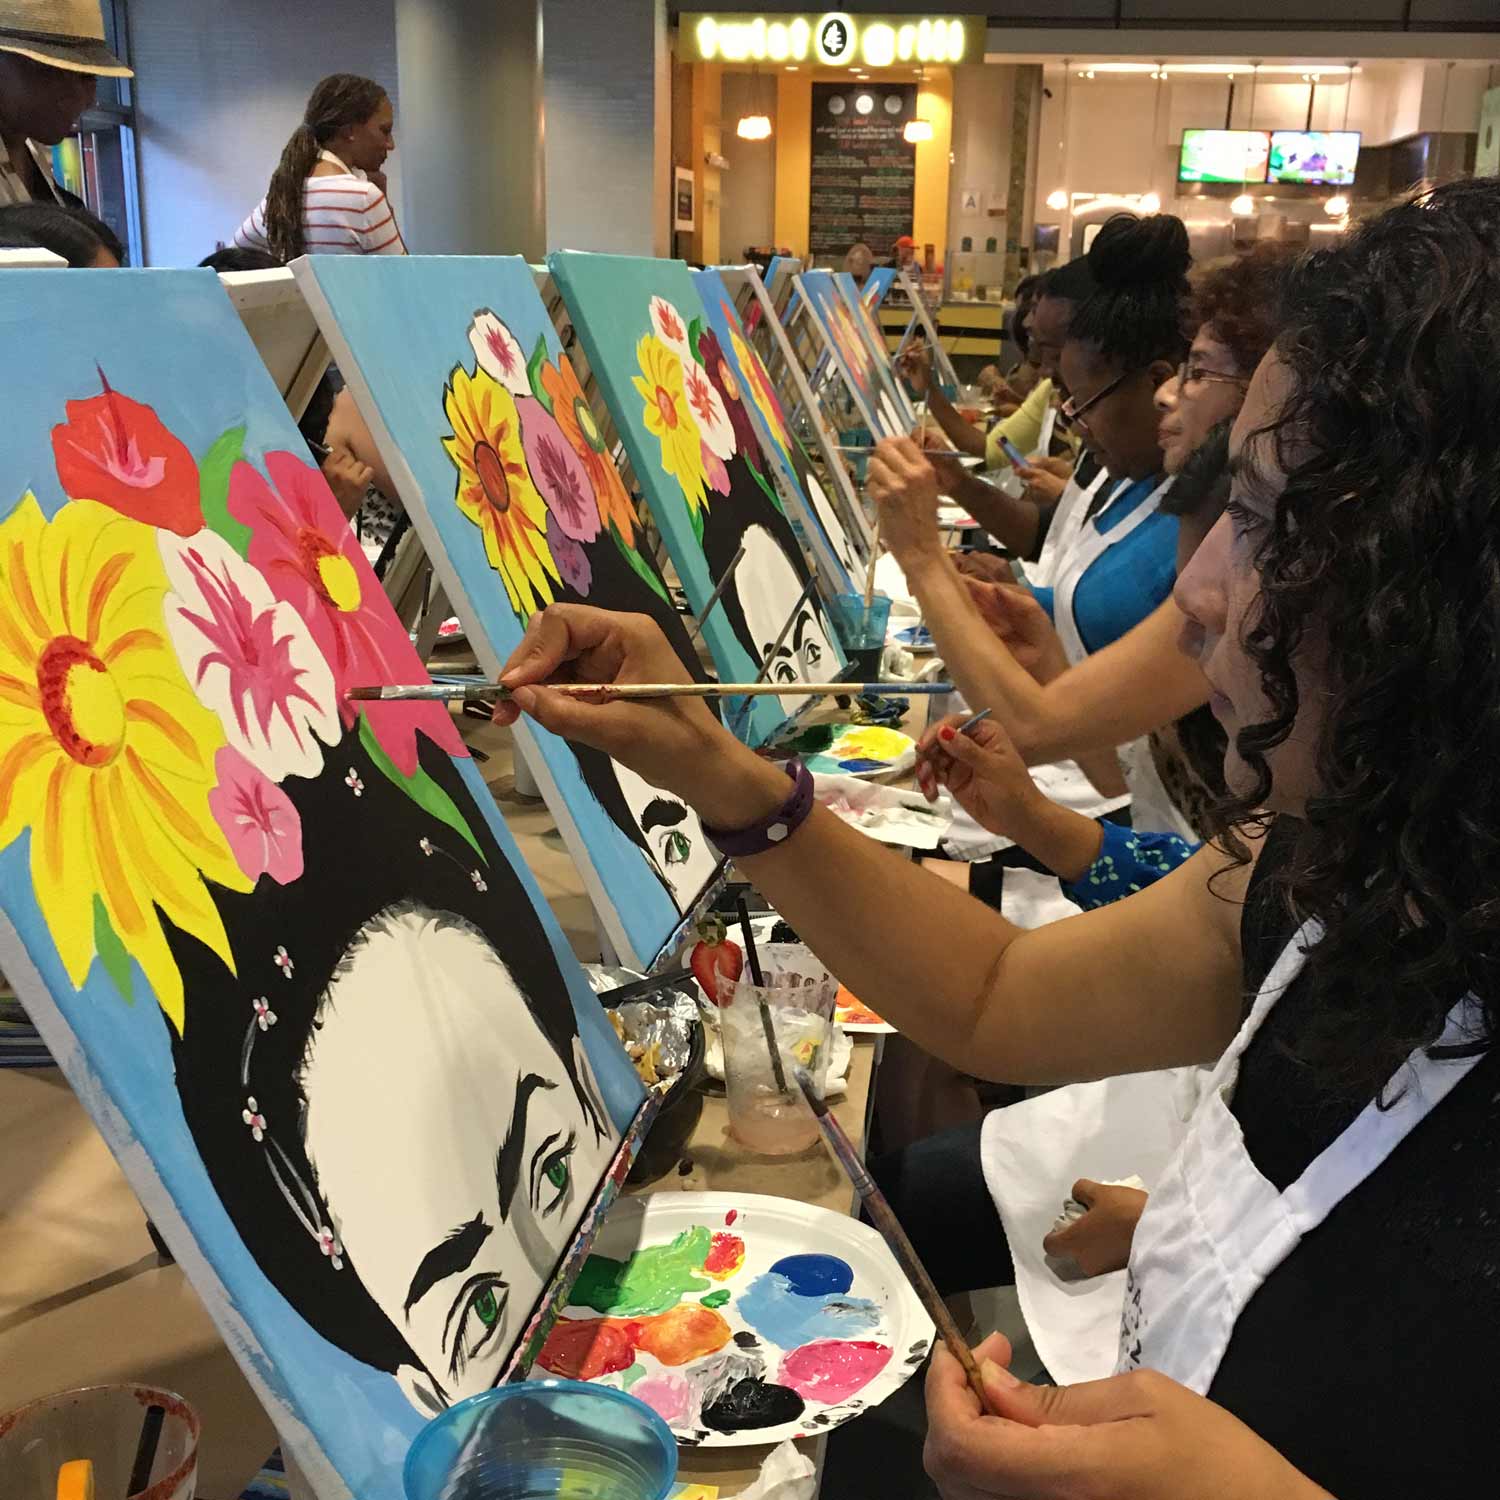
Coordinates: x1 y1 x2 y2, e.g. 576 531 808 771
1030 473 1178 656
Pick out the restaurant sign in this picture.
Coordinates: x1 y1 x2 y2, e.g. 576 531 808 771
681 13 984 68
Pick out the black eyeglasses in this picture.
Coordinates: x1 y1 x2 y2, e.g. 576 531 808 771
1060 369 1130 432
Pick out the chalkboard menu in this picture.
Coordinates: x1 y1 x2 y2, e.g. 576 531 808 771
809 83 916 260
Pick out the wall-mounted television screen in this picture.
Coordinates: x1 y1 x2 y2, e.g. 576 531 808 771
1267 130 1361 185
1178 129 1271 184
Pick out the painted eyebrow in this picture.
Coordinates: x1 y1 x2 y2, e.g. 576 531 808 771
792 608 816 650
495 1073 557 1222
641 796 688 832
404 1213 492 1315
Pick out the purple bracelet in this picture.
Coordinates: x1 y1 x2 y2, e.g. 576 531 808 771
702 758 814 858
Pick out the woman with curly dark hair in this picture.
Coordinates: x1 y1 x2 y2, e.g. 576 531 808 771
492 176 1500 1494
234 74 404 262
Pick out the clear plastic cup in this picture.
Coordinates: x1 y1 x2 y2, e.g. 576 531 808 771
717 944 837 1156
0 1384 200 1500
403 1379 678 1500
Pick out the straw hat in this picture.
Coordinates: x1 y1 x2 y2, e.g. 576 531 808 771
0 0 132 77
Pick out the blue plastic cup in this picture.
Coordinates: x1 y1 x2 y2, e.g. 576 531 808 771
404 1379 678 1500
829 592 893 679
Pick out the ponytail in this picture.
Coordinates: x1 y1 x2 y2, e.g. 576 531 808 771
260 74 389 264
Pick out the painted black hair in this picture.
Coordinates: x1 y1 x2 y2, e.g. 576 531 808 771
1069 213 1192 370
0 201 124 266
165 726 604 1380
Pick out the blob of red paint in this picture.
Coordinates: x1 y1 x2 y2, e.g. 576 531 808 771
725 1209 738 1227
703 1231 746 1280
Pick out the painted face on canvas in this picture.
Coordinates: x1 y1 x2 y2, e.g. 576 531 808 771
804 471 859 578
613 762 718 906
299 908 611 1406
737 524 836 709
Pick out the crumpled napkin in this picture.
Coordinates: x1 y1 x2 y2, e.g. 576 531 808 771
813 772 951 850
727 1440 818 1500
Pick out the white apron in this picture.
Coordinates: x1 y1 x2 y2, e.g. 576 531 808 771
1051 475 1189 838
1030 464 1108 590
1119 919 1488 1391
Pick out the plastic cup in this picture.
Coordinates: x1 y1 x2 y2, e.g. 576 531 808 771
403 1380 678 1500
0 1384 200 1500
717 944 838 1156
829 593 893 680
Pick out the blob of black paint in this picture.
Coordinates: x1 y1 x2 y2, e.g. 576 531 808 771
701 1376 805 1433
734 1330 761 1349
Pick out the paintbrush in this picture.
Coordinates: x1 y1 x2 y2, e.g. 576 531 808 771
793 1067 1002 1418
736 896 789 1094
346 680 954 704
959 707 994 737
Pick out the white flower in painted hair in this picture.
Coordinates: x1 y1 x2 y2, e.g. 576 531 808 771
345 768 364 797
273 944 294 978
242 1097 267 1141
317 1226 344 1270
649 296 692 359
680 354 736 461
419 837 433 856
158 529 339 783
468 310 530 396
252 996 277 1031
471 869 488 893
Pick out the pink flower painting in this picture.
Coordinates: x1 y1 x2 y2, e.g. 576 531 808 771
227 451 466 775
209 747 304 886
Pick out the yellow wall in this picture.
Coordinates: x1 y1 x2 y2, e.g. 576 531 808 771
762 67 951 259
910 70 952 259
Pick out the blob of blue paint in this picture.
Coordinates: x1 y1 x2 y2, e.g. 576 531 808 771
770 1254 854 1297
737 1271 880 1350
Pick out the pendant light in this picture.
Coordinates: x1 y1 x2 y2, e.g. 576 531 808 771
736 66 773 141
905 65 933 143
1046 59 1072 213
1230 63 1260 220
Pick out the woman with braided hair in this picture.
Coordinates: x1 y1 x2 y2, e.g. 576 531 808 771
235 73 405 262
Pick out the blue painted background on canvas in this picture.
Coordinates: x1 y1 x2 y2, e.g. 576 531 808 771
295 254 723 967
0 269 643 1498
551 252 845 747
693 267 859 595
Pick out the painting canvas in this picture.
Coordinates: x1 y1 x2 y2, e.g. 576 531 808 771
550 252 844 747
294 255 725 970
0 269 645 1499
795 269 912 439
692 267 862 595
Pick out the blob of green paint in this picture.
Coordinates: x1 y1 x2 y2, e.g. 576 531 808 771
571 1225 713 1316
620 1362 647 1390
700 1289 732 1309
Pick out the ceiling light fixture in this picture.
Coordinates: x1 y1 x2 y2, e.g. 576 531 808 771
736 65 773 142
1324 193 1349 218
1230 193 1255 216
1139 191 1162 214
1048 58 1073 216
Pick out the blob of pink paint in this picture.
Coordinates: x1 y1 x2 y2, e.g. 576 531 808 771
632 1372 698 1427
725 1209 738 1226
778 1340 893 1404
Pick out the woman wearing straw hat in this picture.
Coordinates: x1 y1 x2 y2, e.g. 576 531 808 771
0 0 130 208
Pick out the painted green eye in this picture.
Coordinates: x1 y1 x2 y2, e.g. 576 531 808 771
662 831 692 867
546 1154 571 1192
473 1286 500 1328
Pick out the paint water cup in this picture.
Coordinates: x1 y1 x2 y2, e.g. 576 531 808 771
718 944 838 1156
404 1380 677 1500
828 593 893 680
0 1383 200 1500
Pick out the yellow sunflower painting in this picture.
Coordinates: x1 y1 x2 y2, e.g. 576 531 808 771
442 365 560 616
632 334 709 517
728 317 789 463
0 494 250 1032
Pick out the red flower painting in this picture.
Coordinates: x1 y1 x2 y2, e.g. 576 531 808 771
50 368 203 535
227 451 466 774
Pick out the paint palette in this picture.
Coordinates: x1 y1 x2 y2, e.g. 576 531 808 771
891 625 936 654
537 1192 933 1447
801 724 917 780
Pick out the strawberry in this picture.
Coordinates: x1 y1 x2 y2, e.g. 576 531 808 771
690 915 744 1006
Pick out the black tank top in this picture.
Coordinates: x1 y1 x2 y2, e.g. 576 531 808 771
1207 817 1499 1495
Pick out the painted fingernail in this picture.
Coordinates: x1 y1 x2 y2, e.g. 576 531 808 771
980 1358 1020 1390
939 726 955 742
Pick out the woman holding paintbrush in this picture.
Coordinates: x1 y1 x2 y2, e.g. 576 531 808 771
495 179 1500 1496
